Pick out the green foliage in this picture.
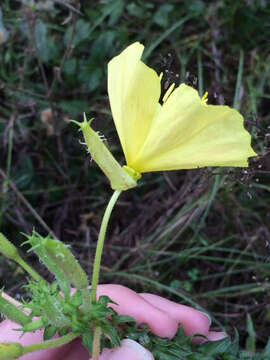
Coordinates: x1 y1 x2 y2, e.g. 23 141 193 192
126 325 270 360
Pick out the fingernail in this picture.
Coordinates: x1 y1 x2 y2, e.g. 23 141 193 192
198 311 212 326
121 339 153 360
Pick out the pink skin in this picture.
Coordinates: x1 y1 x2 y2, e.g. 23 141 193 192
0 284 227 360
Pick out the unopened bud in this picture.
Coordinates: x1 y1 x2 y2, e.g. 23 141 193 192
0 234 19 261
0 342 23 359
44 238 88 290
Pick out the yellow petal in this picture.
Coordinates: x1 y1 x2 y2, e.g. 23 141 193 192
130 84 257 172
108 42 161 165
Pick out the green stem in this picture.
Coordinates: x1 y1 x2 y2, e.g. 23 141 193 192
0 294 30 326
91 190 121 304
16 257 46 284
22 332 78 355
92 327 101 360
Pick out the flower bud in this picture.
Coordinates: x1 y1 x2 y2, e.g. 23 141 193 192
0 233 19 261
0 342 23 359
44 238 88 290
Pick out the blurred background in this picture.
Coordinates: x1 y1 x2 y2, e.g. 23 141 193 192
0 0 270 352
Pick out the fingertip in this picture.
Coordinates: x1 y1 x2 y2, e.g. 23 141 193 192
140 293 210 337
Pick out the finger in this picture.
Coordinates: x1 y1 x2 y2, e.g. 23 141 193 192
97 285 178 338
139 293 211 338
99 339 154 360
0 319 82 360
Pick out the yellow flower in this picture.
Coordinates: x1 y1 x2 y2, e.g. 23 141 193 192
108 42 257 174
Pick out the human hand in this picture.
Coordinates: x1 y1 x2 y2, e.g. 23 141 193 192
0 284 227 360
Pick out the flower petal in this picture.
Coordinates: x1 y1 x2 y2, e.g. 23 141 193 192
130 84 257 172
108 42 160 165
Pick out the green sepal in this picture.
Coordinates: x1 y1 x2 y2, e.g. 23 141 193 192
72 115 138 191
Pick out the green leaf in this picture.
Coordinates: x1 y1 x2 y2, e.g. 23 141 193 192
104 0 125 26
59 100 90 116
58 326 69 337
64 58 77 76
43 325 57 340
153 5 174 28
82 332 93 354
198 336 232 356
262 338 270 357
70 290 83 307
91 31 116 62
184 0 205 16
34 21 49 62
64 19 91 47
81 67 103 92
246 313 256 353
113 315 137 324
230 328 240 356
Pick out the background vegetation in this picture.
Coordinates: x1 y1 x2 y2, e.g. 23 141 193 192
0 0 270 353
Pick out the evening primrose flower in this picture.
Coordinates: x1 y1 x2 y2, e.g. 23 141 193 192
78 42 256 190
108 42 256 174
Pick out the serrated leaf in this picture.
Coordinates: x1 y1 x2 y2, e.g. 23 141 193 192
98 296 117 307
198 336 232 356
43 325 57 340
113 315 137 324
82 332 93 354
58 326 69 337
70 290 82 307
103 324 120 347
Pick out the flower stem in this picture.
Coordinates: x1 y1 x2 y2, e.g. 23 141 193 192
22 332 78 355
91 190 121 304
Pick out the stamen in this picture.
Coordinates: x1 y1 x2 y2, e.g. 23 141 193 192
201 91 208 104
162 82 175 103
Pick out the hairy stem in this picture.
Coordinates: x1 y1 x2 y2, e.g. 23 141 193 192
92 327 102 360
22 332 78 355
90 190 121 304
